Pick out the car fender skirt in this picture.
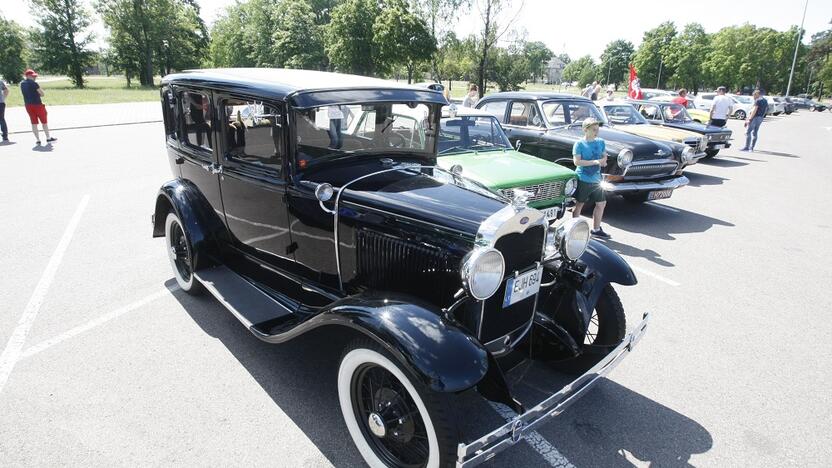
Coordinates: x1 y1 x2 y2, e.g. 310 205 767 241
323 293 489 393
152 179 227 269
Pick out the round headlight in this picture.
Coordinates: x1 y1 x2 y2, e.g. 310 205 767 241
681 146 695 163
461 248 505 300
556 218 591 261
564 178 577 196
617 149 633 167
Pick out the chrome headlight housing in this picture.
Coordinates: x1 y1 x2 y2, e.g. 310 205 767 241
617 149 633 167
681 146 695 163
555 218 591 261
461 248 505 300
564 178 577 196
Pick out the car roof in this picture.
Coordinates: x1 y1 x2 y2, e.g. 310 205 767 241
479 91 591 102
161 68 447 108
441 106 495 118
596 100 637 107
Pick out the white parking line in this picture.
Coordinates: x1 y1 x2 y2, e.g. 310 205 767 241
0 194 90 394
20 286 179 360
630 265 680 287
490 403 575 467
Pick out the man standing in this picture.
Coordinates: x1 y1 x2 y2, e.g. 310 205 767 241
740 89 767 152
572 118 610 239
589 81 600 101
0 78 9 142
709 86 733 127
20 69 56 145
462 84 479 108
672 88 689 107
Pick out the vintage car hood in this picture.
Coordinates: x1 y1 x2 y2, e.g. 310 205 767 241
612 123 701 143
687 108 710 122
308 160 507 236
436 149 575 189
551 126 675 161
662 120 731 135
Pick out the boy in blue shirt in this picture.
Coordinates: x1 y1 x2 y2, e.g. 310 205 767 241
572 118 610 239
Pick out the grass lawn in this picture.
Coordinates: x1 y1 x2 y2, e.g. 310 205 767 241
3 76 159 107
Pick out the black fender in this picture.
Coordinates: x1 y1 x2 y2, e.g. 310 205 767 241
151 178 228 269
318 292 489 394
536 240 636 351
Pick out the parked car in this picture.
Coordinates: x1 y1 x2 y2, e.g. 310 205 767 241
629 100 733 158
596 100 706 167
808 100 829 112
765 96 785 115
437 106 577 220
790 97 812 109
476 92 692 203
772 96 794 114
650 94 710 123
639 88 674 100
153 69 649 467
727 94 755 120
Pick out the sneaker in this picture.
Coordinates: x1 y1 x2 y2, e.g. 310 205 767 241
739 147 750 152
46 137 57 142
35 140 41 145
591 228 611 239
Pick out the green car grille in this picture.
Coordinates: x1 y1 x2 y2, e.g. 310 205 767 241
498 181 564 203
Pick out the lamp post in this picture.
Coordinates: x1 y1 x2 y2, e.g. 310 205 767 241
785 0 809 97
656 56 663 89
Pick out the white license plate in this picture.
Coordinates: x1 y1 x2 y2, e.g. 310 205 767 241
712 143 725 149
503 266 544 308
542 206 560 220
648 189 673 201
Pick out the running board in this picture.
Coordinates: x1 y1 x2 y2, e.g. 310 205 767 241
194 265 294 334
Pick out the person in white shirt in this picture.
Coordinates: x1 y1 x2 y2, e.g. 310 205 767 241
462 84 479 107
709 86 733 127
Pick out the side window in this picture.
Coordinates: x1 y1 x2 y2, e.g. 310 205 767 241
641 104 660 120
162 88 176 138
480 100 508 122
508 101 544 127
222 98 284 174
542 103 565 126
180 91 212 151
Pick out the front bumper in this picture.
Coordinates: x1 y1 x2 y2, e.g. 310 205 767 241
456 313 650 467
706 141 731 151
602 175 689 193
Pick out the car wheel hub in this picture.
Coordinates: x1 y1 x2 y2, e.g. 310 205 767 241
368 412 386 438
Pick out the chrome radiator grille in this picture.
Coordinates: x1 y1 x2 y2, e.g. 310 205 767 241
684 138 706 152
498 181 564 203
624 161 679 178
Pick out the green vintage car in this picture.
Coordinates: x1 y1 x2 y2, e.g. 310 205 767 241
437 107 577 220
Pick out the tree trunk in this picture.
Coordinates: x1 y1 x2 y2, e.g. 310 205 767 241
407 64 413 84
64 0 84 88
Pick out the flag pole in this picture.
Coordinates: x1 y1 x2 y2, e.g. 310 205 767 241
786 0 809 97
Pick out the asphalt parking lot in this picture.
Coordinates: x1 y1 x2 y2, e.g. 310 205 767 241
1 109 831 467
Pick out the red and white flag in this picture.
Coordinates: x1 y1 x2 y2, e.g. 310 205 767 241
628 64 643 100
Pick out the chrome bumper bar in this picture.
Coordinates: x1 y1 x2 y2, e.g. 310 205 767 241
456 312 650 468
604 175 689 193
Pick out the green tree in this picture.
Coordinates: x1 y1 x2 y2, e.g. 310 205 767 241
472 0 523 97
374 0 435 83
98 0 208 86
599 39 634 89
807 27 832 97
665 23 709 93
562 55 596 86
556 53 570 65
412 0 469 79
488 45 528 91
209 3 254 67
523 40 552 83
633 21 676 89
273 0 327 69
437 32 476 90
0 17 27 83
325 0 381 75
30 0 95 88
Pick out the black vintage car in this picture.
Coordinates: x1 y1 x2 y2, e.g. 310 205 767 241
628 99 733 158
476 92 694 204
152 69 649 467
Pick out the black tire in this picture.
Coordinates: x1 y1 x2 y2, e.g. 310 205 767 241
338 338 460 468
704 148 719 159
553 285 627 373
622 192 649 203
164 212 203 295
734 110 746 120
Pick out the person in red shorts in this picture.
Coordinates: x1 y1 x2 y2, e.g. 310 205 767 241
20 69 56 146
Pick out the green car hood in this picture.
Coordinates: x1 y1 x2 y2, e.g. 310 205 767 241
437 149 575 189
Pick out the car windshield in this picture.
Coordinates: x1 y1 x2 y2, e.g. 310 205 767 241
438 115 512 154
602 104 648 125
662 103 693 123
294 102 437 168
541 100 607 127
733 96 753 104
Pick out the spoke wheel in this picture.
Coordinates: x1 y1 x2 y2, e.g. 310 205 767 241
164 212 202 294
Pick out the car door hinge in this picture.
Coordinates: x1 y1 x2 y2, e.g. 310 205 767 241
286 242 298 255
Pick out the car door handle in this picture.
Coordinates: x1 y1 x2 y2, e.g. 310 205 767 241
202 163 223 174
